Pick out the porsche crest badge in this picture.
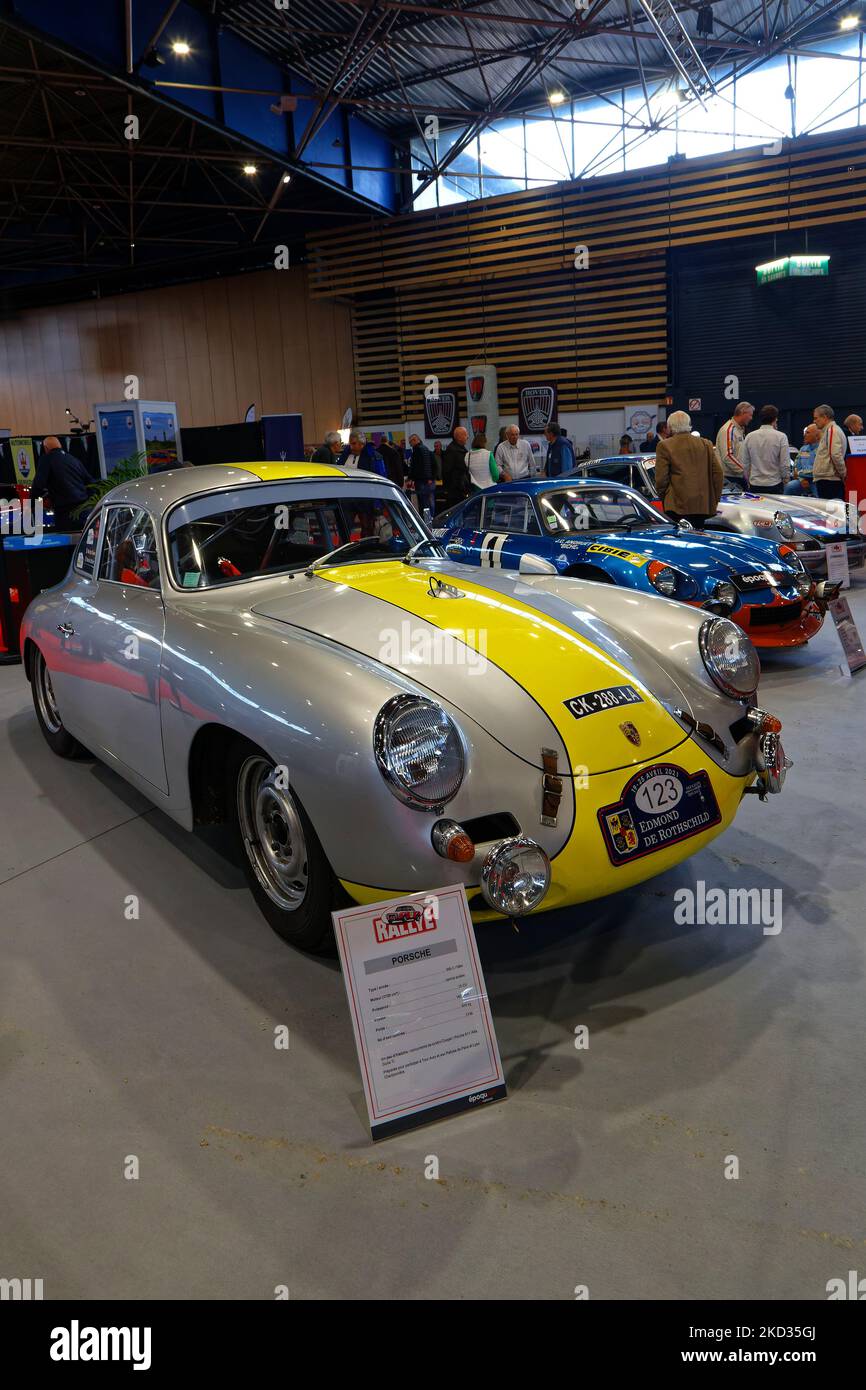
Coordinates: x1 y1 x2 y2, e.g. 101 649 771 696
620 721 641 746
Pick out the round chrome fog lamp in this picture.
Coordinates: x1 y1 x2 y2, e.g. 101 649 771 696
712 579 737 608
481 836 551 916
795 573 813 598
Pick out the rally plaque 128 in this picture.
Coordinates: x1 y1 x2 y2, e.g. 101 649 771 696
333 885 506 1140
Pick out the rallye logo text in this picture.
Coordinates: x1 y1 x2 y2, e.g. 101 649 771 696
373 902 438 943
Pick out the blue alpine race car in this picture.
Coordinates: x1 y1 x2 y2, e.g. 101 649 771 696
435 478 837 649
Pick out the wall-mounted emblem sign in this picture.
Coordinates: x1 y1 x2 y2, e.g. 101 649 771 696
518 383 557 434
423 390 458 438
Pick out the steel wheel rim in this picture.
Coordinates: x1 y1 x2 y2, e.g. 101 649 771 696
36 653 63 735
237 756 309 911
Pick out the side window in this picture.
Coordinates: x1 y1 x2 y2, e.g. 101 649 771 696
593 462 633 486
482 493 534 533
73 510 102 576
99 506 161 588
458 496 483 530
634 465 657 499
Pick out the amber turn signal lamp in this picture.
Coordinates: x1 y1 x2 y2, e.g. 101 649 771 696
431 819 476 862
759 714 782 734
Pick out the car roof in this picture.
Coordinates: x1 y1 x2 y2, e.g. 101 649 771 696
98 460 390 512
483 476 638 495
586 454 656 465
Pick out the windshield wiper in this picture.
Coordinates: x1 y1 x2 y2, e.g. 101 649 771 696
306 536 390 574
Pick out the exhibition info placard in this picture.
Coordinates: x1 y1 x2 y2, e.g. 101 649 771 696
333 885 506 1140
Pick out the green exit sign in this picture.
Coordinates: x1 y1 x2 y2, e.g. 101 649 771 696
756 254 830 284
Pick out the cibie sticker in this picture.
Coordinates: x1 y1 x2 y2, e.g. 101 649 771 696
564 684 643 720
586 542 649 567
597 763 722 866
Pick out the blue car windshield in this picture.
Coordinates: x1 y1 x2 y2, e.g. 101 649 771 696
539 487 667 535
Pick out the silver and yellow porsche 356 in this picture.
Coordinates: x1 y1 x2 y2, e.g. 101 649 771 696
22 462 789 952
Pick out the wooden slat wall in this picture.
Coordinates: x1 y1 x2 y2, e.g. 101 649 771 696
0 266 354 443
308 127 866 297
316 126 866 423
353 257 667 418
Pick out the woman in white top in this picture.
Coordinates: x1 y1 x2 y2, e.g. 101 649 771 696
466 431 505 491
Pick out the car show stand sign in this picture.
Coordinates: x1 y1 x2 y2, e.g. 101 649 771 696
829 597 866 673
333 885 505 1140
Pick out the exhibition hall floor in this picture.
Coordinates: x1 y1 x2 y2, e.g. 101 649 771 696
2 585 864 1301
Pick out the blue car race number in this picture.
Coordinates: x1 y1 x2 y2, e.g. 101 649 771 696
597 763 722 866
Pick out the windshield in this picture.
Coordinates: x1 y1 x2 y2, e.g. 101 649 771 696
538 486 667 535
168 491 428 588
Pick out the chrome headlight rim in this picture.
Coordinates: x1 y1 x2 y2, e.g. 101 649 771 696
712 578 738 608
481 835 551 916
648 563 679 597
373 693 466 812
699 617 761 699
773 510 796 540
794 572 814 598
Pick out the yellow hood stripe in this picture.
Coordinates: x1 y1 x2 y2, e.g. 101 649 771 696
318 561 685 772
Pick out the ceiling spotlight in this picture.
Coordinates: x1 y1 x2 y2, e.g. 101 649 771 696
697 5 714 36
674 86 688 104
171 40 191 55
548 90 567 105
840 15 859 29
282 173 291 184
142 48 165 68
243 163 258 175
784 82 795 100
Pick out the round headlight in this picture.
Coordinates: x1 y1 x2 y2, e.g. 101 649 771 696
712 579 737 607
773 511 796 540
481 836 551 916
795 573 813 598
648 561 678 596
699 618 760 698
374 694 465 810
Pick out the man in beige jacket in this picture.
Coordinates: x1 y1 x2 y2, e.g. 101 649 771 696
812 404 847 501
655 410 724 527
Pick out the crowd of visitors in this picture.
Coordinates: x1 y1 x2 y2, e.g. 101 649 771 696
308 397 861 521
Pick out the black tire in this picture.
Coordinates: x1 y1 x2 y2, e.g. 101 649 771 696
226 739 344 953
30 645 87 759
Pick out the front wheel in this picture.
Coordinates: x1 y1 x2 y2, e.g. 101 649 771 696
31 645 87 758
227 742 342 953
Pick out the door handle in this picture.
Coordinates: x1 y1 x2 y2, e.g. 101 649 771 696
57 622 74 637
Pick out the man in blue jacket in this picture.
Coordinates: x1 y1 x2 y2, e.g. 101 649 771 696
337 430 386 477
544 423 576 478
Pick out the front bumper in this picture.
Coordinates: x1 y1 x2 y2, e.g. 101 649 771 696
794 537 866 576
730 596 824 648
339 734 777 923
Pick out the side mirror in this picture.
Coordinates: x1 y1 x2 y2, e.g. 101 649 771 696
519 552 559 576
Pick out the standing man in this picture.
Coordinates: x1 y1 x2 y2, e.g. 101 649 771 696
543 423 576 478
337 430 386 477
495 424 533 481
642 426 660 452
654 410 723 528
739 405 789 494
844 413 863 438
785 424 819 496
310 430 342 465
407 433 436 516
32 435 92 530
812 404 847 500
377 435 406 489
441 426 471 507
715 401 754 484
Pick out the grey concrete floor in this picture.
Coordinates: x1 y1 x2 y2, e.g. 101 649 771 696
2 583 865 1301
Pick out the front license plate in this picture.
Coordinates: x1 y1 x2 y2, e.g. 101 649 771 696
597 762 722 866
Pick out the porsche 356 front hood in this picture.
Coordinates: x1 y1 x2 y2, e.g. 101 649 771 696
249 560 691 777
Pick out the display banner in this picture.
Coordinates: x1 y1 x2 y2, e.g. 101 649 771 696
829 596 866 673
624 404 657 443
518 382 557 435
465 362 499 441
333 884 506 1140
10 437 36 485
825 540 850 590
423 389 459 439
